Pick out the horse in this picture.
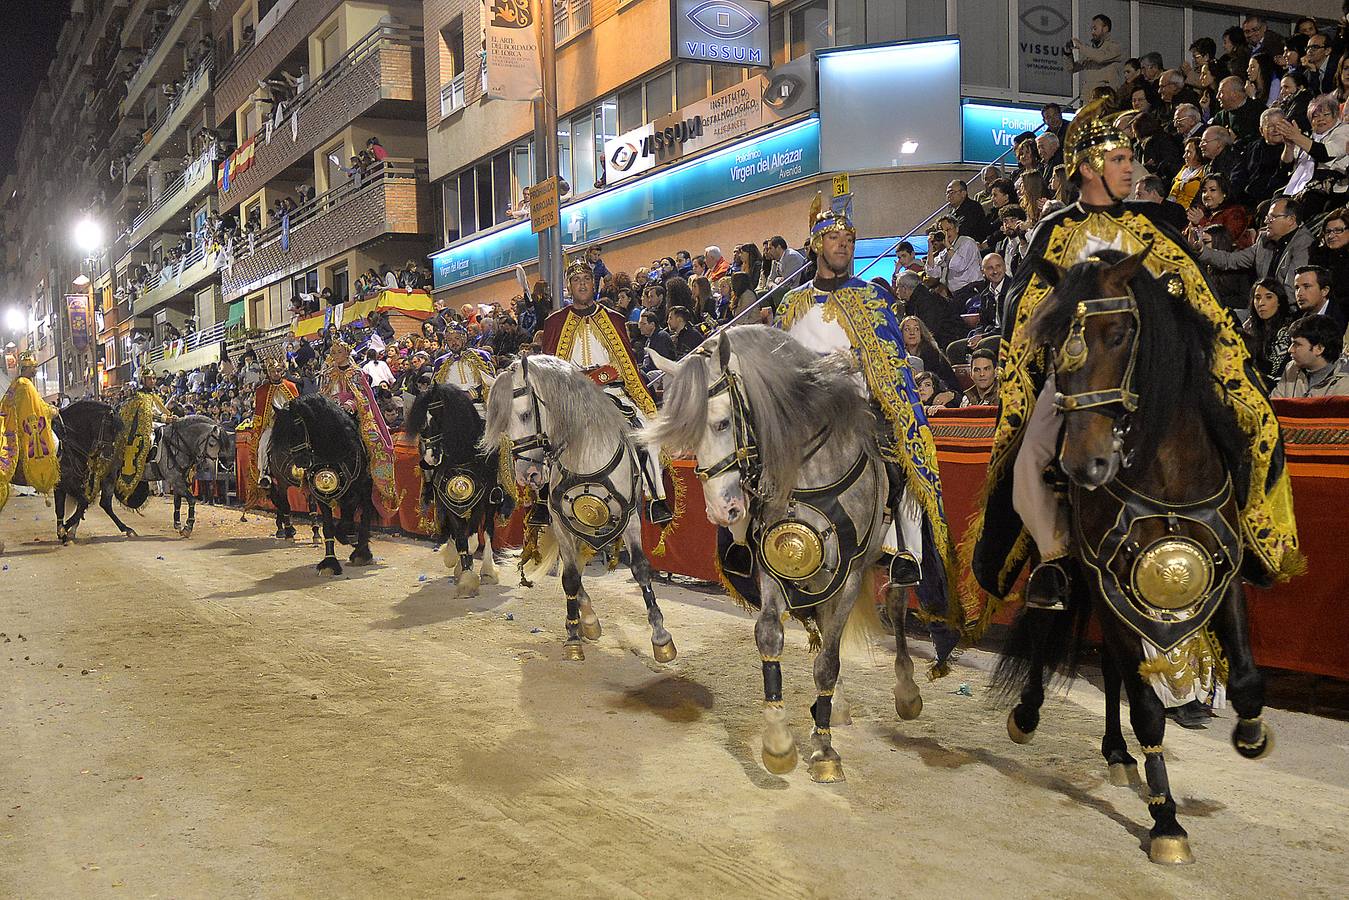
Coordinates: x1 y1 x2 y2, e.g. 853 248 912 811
51 400 147 542
150 415 233 537
267 394 376 575
481 354 676 664
993 248 1275 865
645 325 917 783
406 384 503 597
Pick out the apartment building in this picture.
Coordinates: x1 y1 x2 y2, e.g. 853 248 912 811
209 0 432 333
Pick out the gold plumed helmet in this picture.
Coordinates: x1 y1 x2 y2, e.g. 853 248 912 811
139 365 159 382
17 350 38 372
565 252 593 284
808 191 855 252
262 356 286 378
1063 98 1132 180
325 339 354 366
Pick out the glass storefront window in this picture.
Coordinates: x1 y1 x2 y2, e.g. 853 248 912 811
957 0 1009 88
572 113 596 194
1139 2 1185 71
645 70 673 120
492 152 511 222
617 84 642 134
677 63 709 106
789 0 829 60
458 170 477 238
711 64 745 93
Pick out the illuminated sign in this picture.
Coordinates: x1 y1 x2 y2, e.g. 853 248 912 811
961 100 1074 164
673 0 770 66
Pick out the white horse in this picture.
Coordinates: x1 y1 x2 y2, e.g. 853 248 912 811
482 354 676 663
645 325 923 783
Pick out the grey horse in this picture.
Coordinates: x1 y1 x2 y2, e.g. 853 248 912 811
481 354 676 665
150 415 233 537
645 325 922 783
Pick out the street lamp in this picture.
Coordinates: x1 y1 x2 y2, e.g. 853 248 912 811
73 217 104 255
70 217 106 398
4 306 23 333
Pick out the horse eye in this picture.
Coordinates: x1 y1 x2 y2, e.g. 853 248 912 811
1108 330 1128 348
519 412 530 422
714 419 731 432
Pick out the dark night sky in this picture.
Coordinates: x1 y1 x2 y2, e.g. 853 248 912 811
0 1 71 182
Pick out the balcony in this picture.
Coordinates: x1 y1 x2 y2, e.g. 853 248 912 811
147 318 232 373
133 241 223 316
439 73 465 119
221 159 429 302
213 0 344 125
216 23 423 212
121 0 207 112
125 53 213 182
125 145 217 251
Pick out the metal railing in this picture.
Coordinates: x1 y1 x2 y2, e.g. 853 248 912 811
228 158 426 263
128 143 218 237
555 0 593 44
131 239 222 309
269 22 422 131
123 0 209 107
125 52 215 183
440 72 466 118
148 318 229 363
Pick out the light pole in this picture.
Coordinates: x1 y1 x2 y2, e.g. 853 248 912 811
72 216 105 398
533 1 562 308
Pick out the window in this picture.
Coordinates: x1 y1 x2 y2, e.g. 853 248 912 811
475 162 493 235
441 178 460 244
645 70 673 120
319 25 343 73
330 264 349 303
492 152 512 223
957 0 1009 88
512 143 534 208
788 0 829 60
441 17 465 80
323 141 345 192
617 83 643 134
1139 2 1185 72
677 63 709 107
555 0 593 45
458 170 476 238
711 64 746 94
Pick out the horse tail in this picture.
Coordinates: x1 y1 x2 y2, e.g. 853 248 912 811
523 527 561 582
989 576 1093 705
840 567 884 658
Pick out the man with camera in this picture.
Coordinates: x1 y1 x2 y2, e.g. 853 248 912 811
1067 14 1123 94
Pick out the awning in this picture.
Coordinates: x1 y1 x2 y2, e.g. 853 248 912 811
226 301 245 325
291 289 435 339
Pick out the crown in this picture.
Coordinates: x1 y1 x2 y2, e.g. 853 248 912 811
1063 98 1131 177
808 191 855 250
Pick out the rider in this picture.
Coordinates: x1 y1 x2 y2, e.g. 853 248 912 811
777 192 953 593
116 366 177 500
318 339 400 517
0 350 59 514
433 323 494 408
252 356 298 493
967 98 1299 622
539 255 673 525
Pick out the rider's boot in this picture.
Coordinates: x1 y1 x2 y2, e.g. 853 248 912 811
527 487 551 526
637 447 673 525
1024 557 1072 610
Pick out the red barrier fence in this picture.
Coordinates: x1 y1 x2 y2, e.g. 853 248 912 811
236 398 1349 679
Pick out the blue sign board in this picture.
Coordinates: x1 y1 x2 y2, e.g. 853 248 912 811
674 0 771 66
433 117 821 289
961 100 1073 165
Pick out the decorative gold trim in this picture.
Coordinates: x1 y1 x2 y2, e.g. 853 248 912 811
1140 744 1165 754
1147 794 1168 806
554 310 656 417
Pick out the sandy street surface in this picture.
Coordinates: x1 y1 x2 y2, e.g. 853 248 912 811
0 495 1345 899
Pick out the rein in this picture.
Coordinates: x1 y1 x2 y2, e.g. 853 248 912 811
1052 292 1140 417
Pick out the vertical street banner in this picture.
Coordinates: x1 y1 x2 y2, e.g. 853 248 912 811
484 1 542 102
65 294 92 352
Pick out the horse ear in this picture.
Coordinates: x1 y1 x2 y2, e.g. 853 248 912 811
1105 242 1153 289
1031 257 1067 289
716 333 731 371
520 354 530 382
647 348 681 376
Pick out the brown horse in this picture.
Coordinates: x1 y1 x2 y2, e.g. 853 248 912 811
993 248 1275 865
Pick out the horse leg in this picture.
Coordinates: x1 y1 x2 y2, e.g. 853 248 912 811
272 484 294 539
478 507 498 584
1007 611 1051 744
757 581 796 775
100 485 136 537
453 514 479 598
309 497 321 545
182 490 195 538
173 493 183 533
807 584 861 783
315 501 342 576
63 497 90 540
889 586 923 720
1209 580 1273 760
1101 644 1139 786
1106 619 1193 865
555 527 586 661
625 517 676 663
830 678 852 727
55 487 69 542
346 497 373 566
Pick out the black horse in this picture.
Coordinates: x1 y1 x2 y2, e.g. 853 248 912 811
52 400 147 542
993 249 1276 865
267 394 376 575
406 384 507 597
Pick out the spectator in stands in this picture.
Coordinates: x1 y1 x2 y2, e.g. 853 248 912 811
764 235 806 292
894 270 965 352
1185 173 1252 248
1067 14 1123 95
1012 132 1042 180
366 137 388 163
994 205 1030 274
899 315 959 396
1134 174 1188 231
1242 14 1284 59
1292 264 1345 327
1272 314 1349 397
634 310 659 373
1219 26 1251 87
1310 207 1349 328
729 271 759 320
1246 52 1280 108
1276 94 1349 198
1243 277 1299 389
1041 102 1068 144
1140 51 1165 85
927 215 982 301
362 347 395 388
1035 132 1063 176
1277 70 1313 132
947 252 1008 365
944 179 991 244
1198 196 1311 297
960 349 1001 407
705 245 730 281
1172 102 1204 142
1213 75 1263 145
1016 171 1049 225
1133 113 1182 184
894 241 925 278
1240 108 1296 204
914 370 957 416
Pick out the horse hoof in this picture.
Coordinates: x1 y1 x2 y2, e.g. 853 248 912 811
348 550 374 566
652 640 677 664
480 568 498 585
808 755 846 784
761 742 798 775
1148 835 1194 866
180 528 193 539
1007 710 1035 744
563 641 585 661
1107 761 1138 787
122 528 137 538
1233 720 1275 760
894 689 923 721
580 619 602 641
455 571 480 598
316 558 342 576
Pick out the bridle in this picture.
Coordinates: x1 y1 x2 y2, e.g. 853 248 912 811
506 362 555 466
1052 289 1140 468
692 362 762 498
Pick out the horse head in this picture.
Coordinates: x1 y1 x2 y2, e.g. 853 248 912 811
647 334 749 529
1031 246 1150 490
482 359 546 491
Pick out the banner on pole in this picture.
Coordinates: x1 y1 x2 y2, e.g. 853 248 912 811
65 294 92 352
484 1 542 102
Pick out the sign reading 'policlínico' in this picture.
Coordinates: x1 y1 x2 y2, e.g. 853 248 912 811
674 0 770 66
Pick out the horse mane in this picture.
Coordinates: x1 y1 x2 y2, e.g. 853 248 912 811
648 325 874 501
53 399 121 444
483 354 628 458
272 394 363 466
408 383 484 463
1029 252 1248 492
